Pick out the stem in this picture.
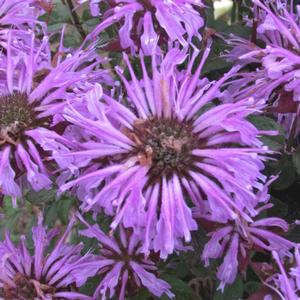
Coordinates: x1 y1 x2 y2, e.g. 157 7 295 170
286 108 300 152
65 0 86 40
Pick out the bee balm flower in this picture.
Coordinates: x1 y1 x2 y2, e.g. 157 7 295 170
61 44 272 258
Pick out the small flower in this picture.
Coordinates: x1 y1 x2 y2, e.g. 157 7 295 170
0 216 96 300
86 0 204 54
60 44 272 258
200 178 295 291
78 214 174 300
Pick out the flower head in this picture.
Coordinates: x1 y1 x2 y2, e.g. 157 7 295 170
0 31 110 204
225 0 300 135
0 216 96 300
200 178 295 291
60 44 272 258
86 0 204 54
78 214 174 300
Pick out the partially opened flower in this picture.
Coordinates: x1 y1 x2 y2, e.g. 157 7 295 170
60 44 273 258
86 0 204 54
0 31 110 204
199 178 295 291
0 216 96 300
78 214 174 300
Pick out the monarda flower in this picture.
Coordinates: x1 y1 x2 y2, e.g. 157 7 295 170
0 216 97 300
0 0 50 49
0 0 47 30
0 31 109 205
85 0 204 54
60 44 272 258
263 248 300 300
78 214 174 300
225 0 300 135
200 179 295 291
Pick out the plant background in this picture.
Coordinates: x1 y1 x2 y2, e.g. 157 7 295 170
1 1 300 299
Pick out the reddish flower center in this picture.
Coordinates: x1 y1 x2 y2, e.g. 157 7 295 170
0 93 36 146
129 117 201 180
2 273 59 300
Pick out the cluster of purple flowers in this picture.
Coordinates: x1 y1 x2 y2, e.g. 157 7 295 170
0 0 299 299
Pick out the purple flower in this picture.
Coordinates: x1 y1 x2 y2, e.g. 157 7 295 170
60 44 272 258
0 216 96 300
200 178 295 291
0 31 110 205
264 248 300 300
86 0 204 54
0 0 46 29
78 214 174 300
225 0 300 135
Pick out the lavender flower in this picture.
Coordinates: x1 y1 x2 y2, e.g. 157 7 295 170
0 31 110 205
226 0 300 135
86 0 204 54
200 178 295 291
0 0 46 30
78 214 174 300
60 44 273 258
0 216 96 300
264 248 300 300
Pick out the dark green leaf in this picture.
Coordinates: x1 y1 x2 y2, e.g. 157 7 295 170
213 276 243 300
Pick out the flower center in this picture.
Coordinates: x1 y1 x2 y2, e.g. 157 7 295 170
2 273 57 300
130 117 200 180
0 93 36 146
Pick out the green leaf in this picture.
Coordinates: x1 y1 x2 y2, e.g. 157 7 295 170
248 115 285 151
268 197 288 218
244 281 261 295
213 276 243 300
46 3 71 25
57 196 75 224
266 154 296 190
25 189 56 205
161 275 200 300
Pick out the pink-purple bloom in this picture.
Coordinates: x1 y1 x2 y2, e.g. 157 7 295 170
0 216 96 300
60 44 273 258
0 30 110 205
226 0 300 135
78 213 174 300
86 0 204 54
199 178 295 291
